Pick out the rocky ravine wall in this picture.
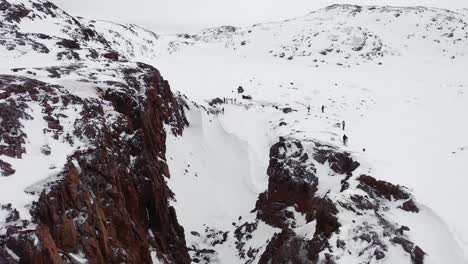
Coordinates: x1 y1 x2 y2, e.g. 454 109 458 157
253 138 424 264
0 63 190 263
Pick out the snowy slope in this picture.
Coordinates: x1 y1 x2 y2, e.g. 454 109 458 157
147 4 468 264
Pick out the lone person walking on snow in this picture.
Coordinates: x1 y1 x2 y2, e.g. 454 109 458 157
342 120 345 130
321 105 325 113
307 105 311 114
343 134 348 146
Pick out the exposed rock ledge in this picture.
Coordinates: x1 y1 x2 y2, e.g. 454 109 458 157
0 63 190 263
254 138 424 264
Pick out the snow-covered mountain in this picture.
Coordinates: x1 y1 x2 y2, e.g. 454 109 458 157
1 0 467 263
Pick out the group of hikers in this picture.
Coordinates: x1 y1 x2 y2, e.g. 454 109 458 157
307 105 326 114
308 104 349 146
223 97 236 104
220 97 238 114
219 95 351 147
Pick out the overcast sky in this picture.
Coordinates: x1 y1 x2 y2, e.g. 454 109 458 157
52 0 467 33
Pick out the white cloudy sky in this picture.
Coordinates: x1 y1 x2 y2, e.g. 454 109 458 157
53 0 467 33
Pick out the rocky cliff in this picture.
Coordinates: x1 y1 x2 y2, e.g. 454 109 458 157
0 0 189 263
255 138 423 263
0 68 190 263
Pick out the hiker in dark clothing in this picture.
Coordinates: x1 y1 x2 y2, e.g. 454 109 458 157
342 120 345 130
222 107 225 114
343 134 348 146
307 105 310 114
321 105 325 113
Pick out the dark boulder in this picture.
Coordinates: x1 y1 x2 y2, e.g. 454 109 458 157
0 160 15 176
400 199 419 213
358 175 410 200
282 107 293 114
208 97 223 106
103 51 119 61
56 39 80 49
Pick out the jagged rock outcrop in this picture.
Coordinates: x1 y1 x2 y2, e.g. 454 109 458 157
0 64 190 263
0 0 190 262
253 138 425 264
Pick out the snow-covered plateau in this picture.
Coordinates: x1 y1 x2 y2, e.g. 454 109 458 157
0 0 467 263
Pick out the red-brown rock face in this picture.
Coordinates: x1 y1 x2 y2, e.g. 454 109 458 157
0 63 191 263
0 1 191 261
252 138 425 264
254 139 342 263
